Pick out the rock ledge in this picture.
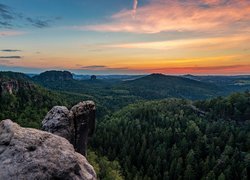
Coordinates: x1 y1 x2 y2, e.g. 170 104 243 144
0 119 96 179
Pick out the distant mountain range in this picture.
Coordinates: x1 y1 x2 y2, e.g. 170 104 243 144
1 70 250 119
15 70 250 100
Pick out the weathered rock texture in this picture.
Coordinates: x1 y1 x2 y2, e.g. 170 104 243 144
0 79 34 96
42 101 96 157
0 119 96 180
42 106 73 141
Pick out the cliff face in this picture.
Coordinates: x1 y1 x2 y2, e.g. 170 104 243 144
0 79 34 95
0 72 33 96
0 80 19 94
0 101 97 179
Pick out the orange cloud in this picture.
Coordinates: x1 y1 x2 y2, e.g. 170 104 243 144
144 65 250 74
78 0 250 34
104 35 250 51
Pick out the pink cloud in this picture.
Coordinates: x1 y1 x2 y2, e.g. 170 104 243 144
104 35 250 50
77 0 250 34
0 31 25 37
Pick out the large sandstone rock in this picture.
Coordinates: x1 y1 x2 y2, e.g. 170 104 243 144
42 106 73 141
42 101 96 157
0 119 96 180
71 101 96 157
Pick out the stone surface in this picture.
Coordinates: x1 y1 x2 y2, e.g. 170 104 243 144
0 119 96 180
0 79 34 96
42 101 96 157
42 106 73 142
71 101 96 157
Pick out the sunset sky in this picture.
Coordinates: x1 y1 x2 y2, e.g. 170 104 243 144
0 0 250 74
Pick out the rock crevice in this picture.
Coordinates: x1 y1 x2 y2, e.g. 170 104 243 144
42 101 96 157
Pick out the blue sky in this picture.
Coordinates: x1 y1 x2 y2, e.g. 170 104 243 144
0 0 250 75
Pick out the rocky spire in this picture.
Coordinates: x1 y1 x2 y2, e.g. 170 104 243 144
42 101 96 157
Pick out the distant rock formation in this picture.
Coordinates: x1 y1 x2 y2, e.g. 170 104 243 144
0 80 19 95
0 79 34 96
90 75 97 80
0 119 96 179
42 101 96 157
33 70 73 81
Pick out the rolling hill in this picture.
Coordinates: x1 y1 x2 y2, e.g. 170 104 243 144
116 73 222 100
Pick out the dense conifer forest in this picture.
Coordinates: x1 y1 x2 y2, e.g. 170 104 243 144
92 93 249 179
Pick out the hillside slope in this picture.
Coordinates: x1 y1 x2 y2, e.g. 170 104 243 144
117 73 222 100
0 72 67 128
92 92 249 179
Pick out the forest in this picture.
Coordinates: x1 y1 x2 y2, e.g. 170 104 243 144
91 92 249 180
0 71 249 179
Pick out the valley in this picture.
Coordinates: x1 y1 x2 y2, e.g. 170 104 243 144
0 70 249 179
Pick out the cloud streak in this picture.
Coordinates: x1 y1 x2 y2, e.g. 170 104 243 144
0 3 14 28
133 0 138 17
0 3 58 29
81 65 107 69
0 30 25 37
26 17 51 28
139 64 250 74
105 35 250 51
0 56 21 59
1 49 21 52
79 65 131 72
78 0 250 34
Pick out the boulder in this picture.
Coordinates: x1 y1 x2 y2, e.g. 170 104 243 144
42 106 73 142
42 101 96 157
0 119 96 180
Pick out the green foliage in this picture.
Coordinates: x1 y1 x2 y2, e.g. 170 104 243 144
87 150 124 180
0 71 31 80
195 91 250 121
92 97 249 179
116 74 222 100
0 80 67 128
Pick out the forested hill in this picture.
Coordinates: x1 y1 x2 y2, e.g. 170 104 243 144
33 70 73 81
195 91 250 122
117 73 221 100
92 92 250 180
0 72 67 128
0 71 31 80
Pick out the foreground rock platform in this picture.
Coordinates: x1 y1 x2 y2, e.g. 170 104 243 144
0 119 96 180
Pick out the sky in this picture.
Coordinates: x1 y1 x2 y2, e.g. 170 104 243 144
0 0 250 75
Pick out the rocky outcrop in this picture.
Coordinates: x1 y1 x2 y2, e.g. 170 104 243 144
42 106 73 141
0 80 19 94
42 101 96 157
0 72 34 96
0 119 96 179
33 70 73 81
0 79 34 96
